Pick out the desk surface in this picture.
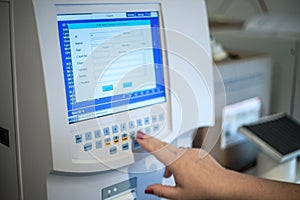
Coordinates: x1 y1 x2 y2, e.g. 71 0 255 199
246 158 300 184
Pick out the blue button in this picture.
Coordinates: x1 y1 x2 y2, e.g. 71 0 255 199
129 121 135 129
96 140 102 149
132 140 140 150
103 127 110 136
153 124 160 132
75 134 82 143
113 135 119 143
152 115 157 123
112 125 119 134
94 130 101 138
104 138 111 146
122 133 128 141
121 123 127 131
122 143 129 151
159 114 164 121
84 143 92 151
123 81 132 88
85 132 92 141
137 119 142 127
110 146 117 155
102 85 113 92
130 131 136 139
145 127 151 134
144 117 150 125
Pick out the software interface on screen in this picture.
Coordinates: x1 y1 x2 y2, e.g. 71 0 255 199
57 8 167 123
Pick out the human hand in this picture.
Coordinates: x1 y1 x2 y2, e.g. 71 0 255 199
136 131 230 200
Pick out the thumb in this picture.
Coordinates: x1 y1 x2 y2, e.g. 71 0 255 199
145 184 180 199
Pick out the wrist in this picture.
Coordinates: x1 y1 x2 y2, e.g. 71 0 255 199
215 169 252 200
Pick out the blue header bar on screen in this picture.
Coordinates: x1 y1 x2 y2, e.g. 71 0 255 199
68 20 151 29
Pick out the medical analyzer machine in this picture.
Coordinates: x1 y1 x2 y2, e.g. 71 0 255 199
0 0 214 199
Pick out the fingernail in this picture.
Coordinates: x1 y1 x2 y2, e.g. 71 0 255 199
145 189 154 194
137 131 145 140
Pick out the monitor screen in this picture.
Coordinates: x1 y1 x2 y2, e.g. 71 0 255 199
57 5 167 124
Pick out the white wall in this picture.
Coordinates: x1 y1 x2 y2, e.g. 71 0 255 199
205 0 300 22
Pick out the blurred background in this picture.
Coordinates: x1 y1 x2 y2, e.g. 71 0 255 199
193 0 300 183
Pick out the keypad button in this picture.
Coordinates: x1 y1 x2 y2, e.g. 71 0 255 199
145 127 151 134
110 146 117 155
130 131 136 139
84 143 92 151
120 123 127 131
96 140 102 149
103 127 110 136
94 130 101 138
152 115 157 123
129 121 135 129
122 143 129 151
132 140 140 150
144 117 150 125
153 124 160 132
159 114 164 121
85 132 92 141
112 125 119 134
75 134 82 144
137 119 143 127
105 138 111 146
113 135 119 144
122 133 128 141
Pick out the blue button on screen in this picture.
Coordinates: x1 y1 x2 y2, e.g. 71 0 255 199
123 82 133 88
102 85 113 92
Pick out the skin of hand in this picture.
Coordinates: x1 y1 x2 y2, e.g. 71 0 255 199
136 131 300 200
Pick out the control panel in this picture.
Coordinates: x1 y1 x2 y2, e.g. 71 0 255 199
70 106 169 170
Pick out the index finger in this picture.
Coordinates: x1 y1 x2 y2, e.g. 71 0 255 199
136 131 185 167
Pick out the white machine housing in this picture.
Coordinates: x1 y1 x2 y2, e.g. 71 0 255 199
33 0 214 173
0 0 214 199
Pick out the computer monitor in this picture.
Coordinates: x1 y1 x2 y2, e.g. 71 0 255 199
52 3 171 172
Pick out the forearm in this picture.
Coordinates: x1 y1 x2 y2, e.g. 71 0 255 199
221 169 300 200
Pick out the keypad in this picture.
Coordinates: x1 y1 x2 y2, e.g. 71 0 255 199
74 113 165 154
